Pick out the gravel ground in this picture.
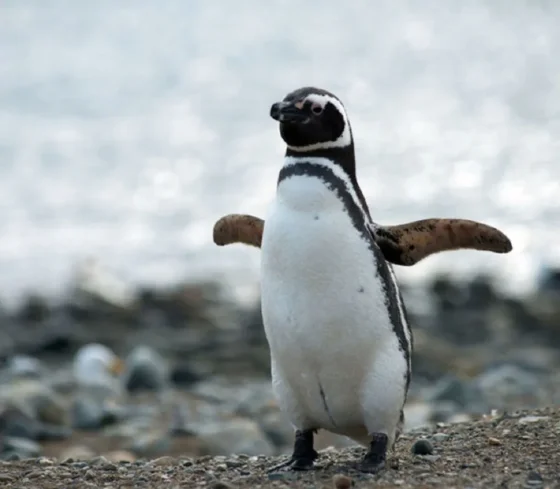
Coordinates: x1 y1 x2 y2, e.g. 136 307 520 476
0 407 559 489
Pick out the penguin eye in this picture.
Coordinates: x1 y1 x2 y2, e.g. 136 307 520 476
311 103 323 115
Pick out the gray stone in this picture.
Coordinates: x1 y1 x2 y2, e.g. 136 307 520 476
6 355 44 379
1 379 69 426
425 375 486 411
196 417 275 456
432 433 450 443
71 397 105 430
129 431 171 457
2 436 41 458
122 346 169 393
0 404 69 442
475 364 545 409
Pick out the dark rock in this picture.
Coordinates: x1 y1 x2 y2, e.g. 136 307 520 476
16 294 50 323
411 439 434 455
434 309 492 344
0 406 40 439
27 311 87 356
123 346 169 393
36 423 72 441
526 470 544 486
464 274 498 310
0 405 71 441
430 275 466 311
170 363 204 387
539 266 560 294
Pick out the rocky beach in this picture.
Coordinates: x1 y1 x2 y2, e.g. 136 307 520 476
0 263 559 488
1 406 559 488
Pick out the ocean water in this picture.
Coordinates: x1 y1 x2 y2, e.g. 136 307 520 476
1 0 559 305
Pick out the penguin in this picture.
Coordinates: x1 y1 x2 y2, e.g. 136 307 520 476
262 86 412 474
214 86 512 474
212 213 513 265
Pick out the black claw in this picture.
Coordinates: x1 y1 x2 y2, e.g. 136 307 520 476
357 432 388 474
267 429 318 473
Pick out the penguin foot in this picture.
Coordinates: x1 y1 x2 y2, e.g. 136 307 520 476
356 432 388 474
267 429 318 473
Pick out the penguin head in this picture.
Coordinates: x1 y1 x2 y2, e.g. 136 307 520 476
270 87 352 152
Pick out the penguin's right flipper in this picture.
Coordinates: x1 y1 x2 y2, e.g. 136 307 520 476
213 214 264 248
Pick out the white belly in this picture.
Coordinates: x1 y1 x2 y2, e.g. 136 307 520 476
260 170 407 444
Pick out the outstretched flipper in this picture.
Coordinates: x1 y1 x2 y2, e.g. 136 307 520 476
212 214 513 266
373 218 512 266
213 214 264 248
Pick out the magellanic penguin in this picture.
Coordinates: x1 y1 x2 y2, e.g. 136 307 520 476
214 87 512 474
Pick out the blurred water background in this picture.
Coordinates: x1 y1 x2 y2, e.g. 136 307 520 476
1 0 560 465
1 0 559 306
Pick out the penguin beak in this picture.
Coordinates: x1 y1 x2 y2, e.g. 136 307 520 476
270 101 309 124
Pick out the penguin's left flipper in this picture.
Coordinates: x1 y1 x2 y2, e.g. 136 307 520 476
373 218 513 266
212 214 513 266
213 214 264 248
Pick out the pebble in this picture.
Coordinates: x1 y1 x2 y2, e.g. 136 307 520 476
432 432 450 442
518 415 549 424
488 437 502 446
332 473 354 489
0 474 15 482
411 439 434 455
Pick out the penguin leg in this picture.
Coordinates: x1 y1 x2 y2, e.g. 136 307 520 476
267 429 318 472
356 432 388 473
356 353 405 473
